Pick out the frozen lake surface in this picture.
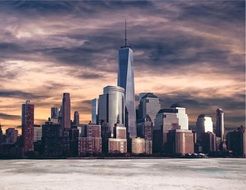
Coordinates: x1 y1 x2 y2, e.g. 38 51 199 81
0 158 245 190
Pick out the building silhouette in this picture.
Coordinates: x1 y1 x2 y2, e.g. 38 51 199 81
51 107 59 123
42 121 63 157
215 108 224 139
200 132 217 153
61 93 71 129
226 126 246 157
5 128 18 144
22 100 34 153
73 111 80 126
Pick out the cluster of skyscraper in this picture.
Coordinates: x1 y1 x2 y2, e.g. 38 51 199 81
0 25 245 158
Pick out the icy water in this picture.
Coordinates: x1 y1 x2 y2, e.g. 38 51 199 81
0 159 245 190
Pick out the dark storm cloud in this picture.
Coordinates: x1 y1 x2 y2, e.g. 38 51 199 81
157 91 245 111
78 73 105 79
0 90 48 99
72 100 91 116
0 0 244 75
0 1 74 15
0 0 153 15
0 113 20 120
178 0 245 24
156 92 245 127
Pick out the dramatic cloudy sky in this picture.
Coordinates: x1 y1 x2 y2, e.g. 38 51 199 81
0 0 245 131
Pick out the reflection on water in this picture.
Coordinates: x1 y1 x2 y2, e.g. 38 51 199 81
0 159 245 190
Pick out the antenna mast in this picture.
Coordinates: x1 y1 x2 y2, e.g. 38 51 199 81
124 19 127 47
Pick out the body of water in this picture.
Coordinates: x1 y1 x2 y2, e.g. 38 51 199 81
0 158 245 190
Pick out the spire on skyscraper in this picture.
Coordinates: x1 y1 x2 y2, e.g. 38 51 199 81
124 19 127 47
122 19 130 48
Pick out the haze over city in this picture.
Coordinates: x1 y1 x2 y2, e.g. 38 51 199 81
0 0 245 131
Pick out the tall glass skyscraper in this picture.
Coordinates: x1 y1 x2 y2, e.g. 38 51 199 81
196 114 213 140
138 93 161 123
91 98 98 124
216 108 224 139
98 86 125 137
117 21 136 137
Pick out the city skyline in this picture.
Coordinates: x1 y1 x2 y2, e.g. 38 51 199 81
0 1 245 131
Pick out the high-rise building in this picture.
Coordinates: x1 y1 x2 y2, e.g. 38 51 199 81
62 128 70 156
154 104 189 153
78 124 102 155
200 132 217 153
51 107 59 123
91 98 98 124
131 137 146 154
61 93 71 129
33 125 42 142
137 115 153 155
98 86 125 137
22 100 34 153
167 129 194 155
117 21 136 138
51 107 59 119
101 121 111 153
42 121 63 157
226 126 246 157
138 93 161 123
196 114 213 139
215 108 224 139
69 128 79 157
108 123 127 154
73 111 79 126
5 128 18 144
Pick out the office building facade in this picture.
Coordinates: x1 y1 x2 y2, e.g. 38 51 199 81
138 93 160 123
137 115 153 155
167 129 194 155
131 137 146 154
154 104 189 153
33 125 42 142
196 114 213 139
108 123 127 154
98 86 125 137
91 98 98 124
78 124 102 155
